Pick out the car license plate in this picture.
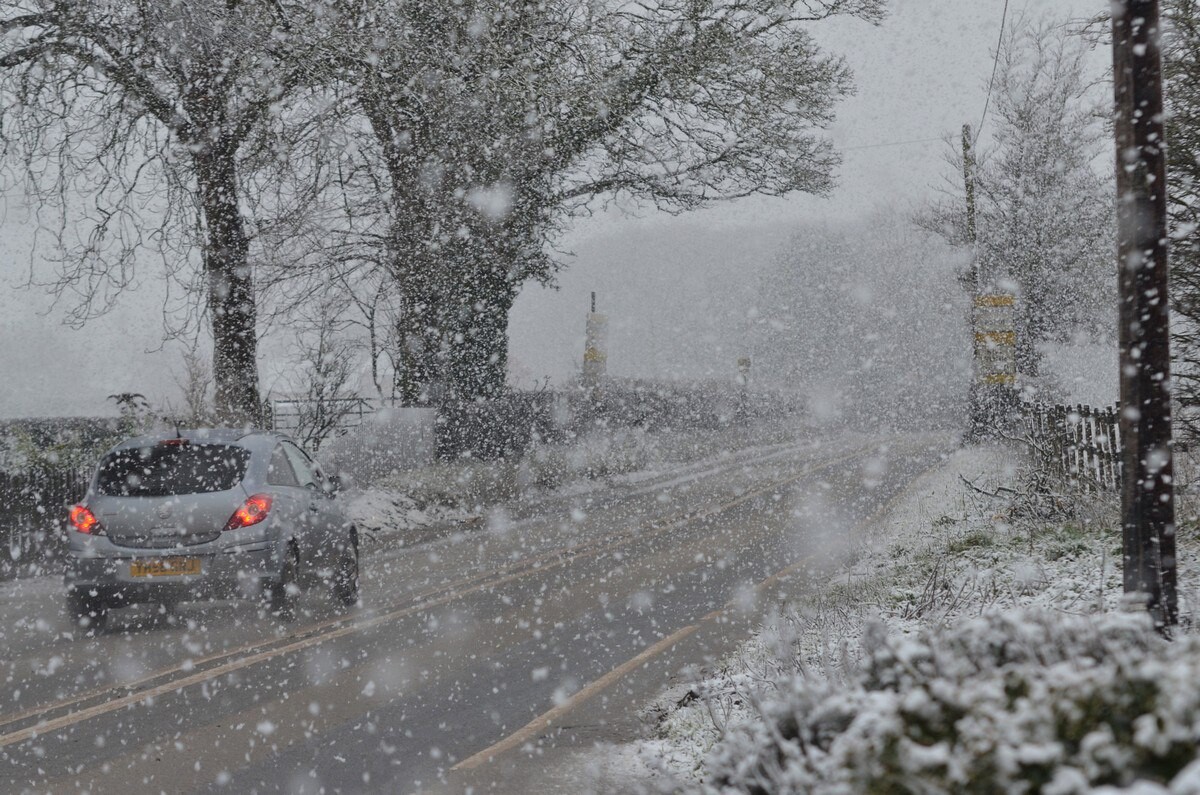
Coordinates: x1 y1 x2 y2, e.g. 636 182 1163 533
130 557 201 577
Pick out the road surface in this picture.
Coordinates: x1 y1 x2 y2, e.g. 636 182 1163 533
0 430 953 793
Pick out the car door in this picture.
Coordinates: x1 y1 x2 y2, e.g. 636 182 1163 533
307 455 348 542
281 442 334 569
266 443 310 547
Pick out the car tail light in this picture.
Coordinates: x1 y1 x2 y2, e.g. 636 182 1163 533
69 505 102 535
225 494 272 531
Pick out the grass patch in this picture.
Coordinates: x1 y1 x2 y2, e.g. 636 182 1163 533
944 529 995 555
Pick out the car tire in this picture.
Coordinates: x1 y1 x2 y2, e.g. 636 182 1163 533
157 598 182 622
332 532 359 609
266 544 299 621
66 588 108 633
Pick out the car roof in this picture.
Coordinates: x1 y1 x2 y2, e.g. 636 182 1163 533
110 428 286 451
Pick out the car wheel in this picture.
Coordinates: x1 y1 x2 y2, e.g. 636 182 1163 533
157 598 182 622
332 532 359 608
66 588 108 633
266 544 299 621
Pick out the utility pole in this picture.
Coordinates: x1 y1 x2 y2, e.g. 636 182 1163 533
1112 0 1177 629
962 123 1017 441
962 123 978 288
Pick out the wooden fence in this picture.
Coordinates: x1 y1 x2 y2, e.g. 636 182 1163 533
1023 403 1122 491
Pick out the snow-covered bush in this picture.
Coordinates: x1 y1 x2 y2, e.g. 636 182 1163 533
707 610 1200 794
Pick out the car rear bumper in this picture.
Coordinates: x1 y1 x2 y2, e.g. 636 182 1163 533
65 544 277 605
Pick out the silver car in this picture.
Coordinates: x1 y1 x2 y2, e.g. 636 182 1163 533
64 428 359 629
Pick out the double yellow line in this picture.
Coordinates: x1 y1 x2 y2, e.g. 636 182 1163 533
0 440 881 751
453 440 948 773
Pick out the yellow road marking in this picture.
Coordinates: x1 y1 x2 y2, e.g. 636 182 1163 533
450 444 952 774
452 622 703 772
0 441 885 749
1 439 823 734
0 558 612 750
753 453 949 594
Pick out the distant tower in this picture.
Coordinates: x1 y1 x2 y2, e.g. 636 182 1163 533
582 292 608 403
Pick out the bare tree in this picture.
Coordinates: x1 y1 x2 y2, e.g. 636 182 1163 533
284 301 361 454
171 346 215 426
0 1 341 422
920 16 1115 378
340 0 885 403
335 267 396 401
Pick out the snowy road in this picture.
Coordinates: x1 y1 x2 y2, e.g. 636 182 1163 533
0 431 953 793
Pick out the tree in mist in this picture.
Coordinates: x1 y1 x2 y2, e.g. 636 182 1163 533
747 212 969 428
0 1 339 422
170 347 216 426
339 0 885 404
1164 0 1200 438
921 17 1114 377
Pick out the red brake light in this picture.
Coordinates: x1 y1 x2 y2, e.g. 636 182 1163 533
69 505 101 535
225 494 272 531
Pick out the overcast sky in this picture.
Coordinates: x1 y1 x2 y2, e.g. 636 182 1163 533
509 0 1106 390
0 0 1105 418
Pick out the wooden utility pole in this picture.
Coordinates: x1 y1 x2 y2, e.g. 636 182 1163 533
1112 0 1177 629
962 123 1017 441
962 124 979 292
962 127 978 241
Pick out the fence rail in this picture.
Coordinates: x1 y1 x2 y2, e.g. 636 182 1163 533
1024 402 1122 491
268 397 377 433
266 396 385 453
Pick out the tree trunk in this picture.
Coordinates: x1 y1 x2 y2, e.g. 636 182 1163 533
364 91 533 405
386 240 516 404
390 261 514 405
1015 304 1045 379
443 280 515 402
437 183 546 402
196 150 261 424
392 285 442 406
388 225 446 406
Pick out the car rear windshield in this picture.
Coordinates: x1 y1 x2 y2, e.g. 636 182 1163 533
96 444 251 497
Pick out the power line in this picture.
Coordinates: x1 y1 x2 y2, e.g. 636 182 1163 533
977 0 1011 140
841 136 945 152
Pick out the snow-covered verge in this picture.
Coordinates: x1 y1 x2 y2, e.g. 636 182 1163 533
340 427 665 539
345 420 802 539
631 444 1200 794
345 489 476 539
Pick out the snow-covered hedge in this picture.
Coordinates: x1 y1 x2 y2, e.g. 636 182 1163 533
706 610 1200 795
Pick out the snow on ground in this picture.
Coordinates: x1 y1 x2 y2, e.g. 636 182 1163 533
344 421 805 540
344 489 476 538
625 443 1200 794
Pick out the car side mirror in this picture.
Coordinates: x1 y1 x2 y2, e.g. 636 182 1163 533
324 473 342 496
